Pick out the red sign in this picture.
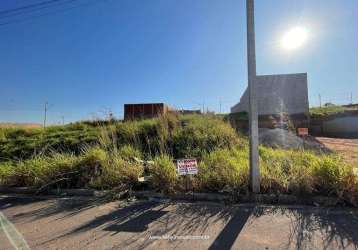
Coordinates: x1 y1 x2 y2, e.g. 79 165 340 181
176 159 198 175
297 128 309 136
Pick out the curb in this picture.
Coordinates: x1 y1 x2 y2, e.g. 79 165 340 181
0 187 107 197
0 187 346 207
133 191 342 207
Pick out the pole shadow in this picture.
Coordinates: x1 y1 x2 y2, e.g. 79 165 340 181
208 207 253 250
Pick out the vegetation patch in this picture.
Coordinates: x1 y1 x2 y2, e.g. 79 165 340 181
0 114 357 205
310 104 358 118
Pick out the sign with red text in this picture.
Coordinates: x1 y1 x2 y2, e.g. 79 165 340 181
176 158 198 175
297 128 309 136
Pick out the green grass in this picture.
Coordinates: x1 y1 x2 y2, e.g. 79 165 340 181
193 146 357 198
0 113 357 205
0 123 99 161
0 113 238 162
310 104 358 118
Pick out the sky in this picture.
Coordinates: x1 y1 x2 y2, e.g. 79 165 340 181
0 0 357 124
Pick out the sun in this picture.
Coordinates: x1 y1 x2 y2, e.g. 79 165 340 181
281 27 308 50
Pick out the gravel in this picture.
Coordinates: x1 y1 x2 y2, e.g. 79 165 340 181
259 128 331 153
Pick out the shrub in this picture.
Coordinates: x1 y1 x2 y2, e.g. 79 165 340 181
5 153 79 187
116 119 161 156
259 147 290 193
196 148 249 193
259 147 355 197
90 155 142 189
172 115 239 159
78 147 108 169
0 161 14 185
117 145 142 161
149 155 178 193
311 155 353 195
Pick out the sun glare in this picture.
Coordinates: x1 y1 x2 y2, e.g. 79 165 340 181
281 27 308 50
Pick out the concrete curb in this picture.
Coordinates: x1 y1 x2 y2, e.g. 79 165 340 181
0 187 107 197
133 191 342 207
0 187 346 207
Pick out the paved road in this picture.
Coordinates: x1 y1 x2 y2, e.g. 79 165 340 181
0 195 357 250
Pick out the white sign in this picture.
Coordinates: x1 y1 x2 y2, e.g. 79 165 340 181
176 158 198 175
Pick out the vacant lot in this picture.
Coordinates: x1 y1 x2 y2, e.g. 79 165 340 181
1 115 357 204
317 137 358 166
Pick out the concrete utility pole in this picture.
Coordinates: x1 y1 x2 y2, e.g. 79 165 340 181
219 99 222 113
247 0 260 193
319 94 322 108
43 101 48 128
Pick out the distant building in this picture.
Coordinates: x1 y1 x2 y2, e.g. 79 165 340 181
231 73 309 116
231 73 309 128
124 103 173 120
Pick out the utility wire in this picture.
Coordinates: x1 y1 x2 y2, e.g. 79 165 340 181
0 0 106 27
0 0 66 15
0 0 78 20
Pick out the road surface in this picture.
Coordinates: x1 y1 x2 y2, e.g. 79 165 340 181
0 195 357 250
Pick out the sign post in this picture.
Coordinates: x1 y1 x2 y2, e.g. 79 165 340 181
176 159 198 197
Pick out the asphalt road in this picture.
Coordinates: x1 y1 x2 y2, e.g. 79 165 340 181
0 195 357 250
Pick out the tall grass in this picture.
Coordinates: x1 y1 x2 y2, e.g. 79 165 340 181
0 114 357 205
149 155 178 193
192 145 357 201
196 148 249 193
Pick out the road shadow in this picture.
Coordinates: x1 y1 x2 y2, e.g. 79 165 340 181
251 206 358 250
208 206 253 250
105 209 168 233
108 201 237 250
66 200 160 235
3 195 357 249
0 195 46 210
4 196 101 223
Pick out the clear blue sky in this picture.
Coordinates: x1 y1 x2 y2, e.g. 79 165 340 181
0 0 357 124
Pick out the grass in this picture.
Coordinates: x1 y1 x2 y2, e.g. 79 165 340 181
149 155 178 193
0 123 99 161
310 104 358 118
193 146 356 199
0 113 238 162
0 123 42 129
0 113 357 205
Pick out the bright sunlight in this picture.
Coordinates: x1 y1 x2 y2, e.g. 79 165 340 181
281 26 309 50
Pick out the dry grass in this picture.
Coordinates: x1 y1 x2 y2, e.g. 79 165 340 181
0 123 42 129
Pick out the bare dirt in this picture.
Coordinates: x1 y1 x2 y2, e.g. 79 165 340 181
316 137 358 166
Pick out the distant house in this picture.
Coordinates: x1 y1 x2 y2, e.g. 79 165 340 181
231 73 309 128
124 103 173 120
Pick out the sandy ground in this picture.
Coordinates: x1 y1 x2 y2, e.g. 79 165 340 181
317 137 358 166
0 195 357 250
